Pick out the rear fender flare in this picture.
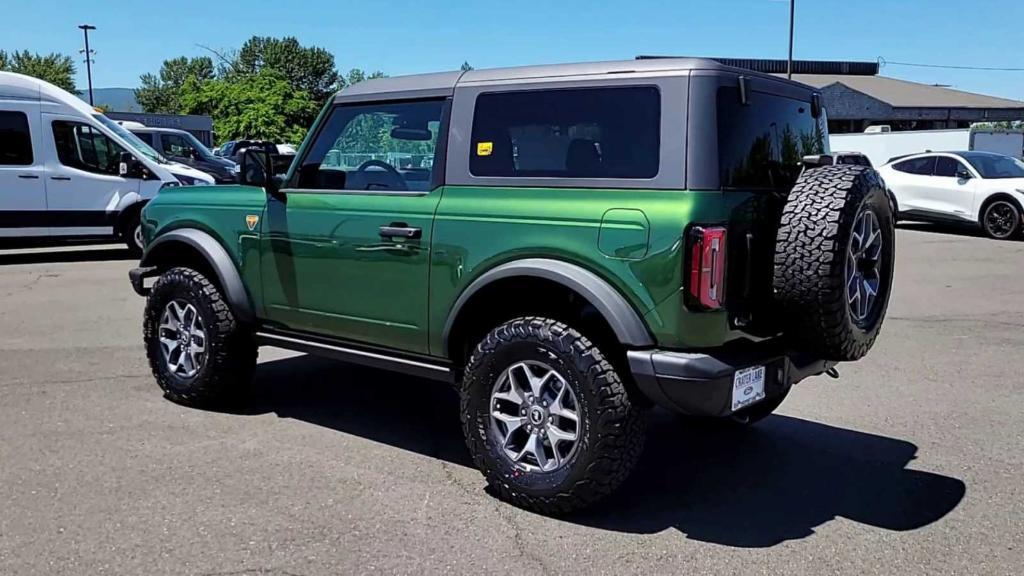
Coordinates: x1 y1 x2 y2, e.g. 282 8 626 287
442 258 654 357
141 228 255 324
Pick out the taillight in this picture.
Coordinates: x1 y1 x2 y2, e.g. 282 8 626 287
687 226 727 310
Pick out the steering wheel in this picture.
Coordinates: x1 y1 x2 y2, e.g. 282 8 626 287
354 159 407 191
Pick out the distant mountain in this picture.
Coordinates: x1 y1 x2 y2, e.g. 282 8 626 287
82 88 142 112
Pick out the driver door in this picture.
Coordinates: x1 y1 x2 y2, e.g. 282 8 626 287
259 98 448 355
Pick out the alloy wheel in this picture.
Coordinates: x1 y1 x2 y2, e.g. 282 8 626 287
158 300 207 379
490 361 580 473
846 208 884 326
985 201 1018 239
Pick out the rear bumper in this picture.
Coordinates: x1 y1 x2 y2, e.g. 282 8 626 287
627 342 834 417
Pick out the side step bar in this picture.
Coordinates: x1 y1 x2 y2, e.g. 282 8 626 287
255 331 454 383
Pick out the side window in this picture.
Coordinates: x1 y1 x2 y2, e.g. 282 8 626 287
893 156 936 175
52 121 127 176
135 132 154 146
470 86 660 179
162 134 191 157
0 111 33 165
934 156 968 177
296 99 445 192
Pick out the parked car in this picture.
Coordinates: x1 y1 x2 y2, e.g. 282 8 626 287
219 140 281 164
127 125 237 183
129 58 895 514
832 151 873 167
0 71 212 254
877 151 1024 239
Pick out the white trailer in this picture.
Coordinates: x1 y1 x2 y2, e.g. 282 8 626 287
830 129 1024 167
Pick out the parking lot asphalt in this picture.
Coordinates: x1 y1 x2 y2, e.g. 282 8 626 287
0 227 1022 575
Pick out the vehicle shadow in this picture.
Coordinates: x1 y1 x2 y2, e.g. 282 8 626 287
230 354 965 548
0 246 136 266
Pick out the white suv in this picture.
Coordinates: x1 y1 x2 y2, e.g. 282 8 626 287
878 151 1024 239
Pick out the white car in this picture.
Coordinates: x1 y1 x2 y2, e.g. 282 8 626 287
877 151 1024 240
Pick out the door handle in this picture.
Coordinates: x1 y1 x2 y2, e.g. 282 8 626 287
379 223 422 239
50 176 71 181
18 174 40 179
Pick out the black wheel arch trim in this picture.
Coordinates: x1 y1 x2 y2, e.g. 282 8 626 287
441 258 655 357
139 228 256 324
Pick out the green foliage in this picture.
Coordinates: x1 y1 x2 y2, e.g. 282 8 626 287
343 68 387 87
135 35 399 145
461 61 474 72
135 57 214 114
178 69 318 143
0 50 76 93
973 121 1023 131
235 36 339 105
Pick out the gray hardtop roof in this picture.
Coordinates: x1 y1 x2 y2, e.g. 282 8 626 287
333 58 811 103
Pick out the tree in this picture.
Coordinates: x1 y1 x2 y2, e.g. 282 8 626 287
343 68 387 87
0 50 76 92
178 69 318 143
460 61 474 72
135 56 215 114
235 36 339 105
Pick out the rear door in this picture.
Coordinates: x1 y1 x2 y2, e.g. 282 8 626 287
888 156 937 215
42 115 139 236
259 98 449 354
0 105 48 237
923 155 978 220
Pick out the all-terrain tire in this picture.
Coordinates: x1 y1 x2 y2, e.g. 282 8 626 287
143 267 257 407
774 165 895 361
460 317 644 515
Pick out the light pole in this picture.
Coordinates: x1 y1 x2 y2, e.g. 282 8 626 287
787 0 795 79
78 24 96 105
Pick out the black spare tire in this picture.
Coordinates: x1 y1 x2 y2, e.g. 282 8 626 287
773 165 895 361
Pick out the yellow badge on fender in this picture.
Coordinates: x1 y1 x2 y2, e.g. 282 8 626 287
476 141 493 156
245 214 259 231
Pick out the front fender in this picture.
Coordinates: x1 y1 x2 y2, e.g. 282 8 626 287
140 228 255 324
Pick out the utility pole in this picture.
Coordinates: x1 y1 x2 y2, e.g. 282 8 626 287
787 0 795 79
78 24 96 105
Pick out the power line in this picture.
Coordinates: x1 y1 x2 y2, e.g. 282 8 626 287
878 57 1024 72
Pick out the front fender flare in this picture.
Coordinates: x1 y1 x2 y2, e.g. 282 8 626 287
442 258 655 357
140 228 255 324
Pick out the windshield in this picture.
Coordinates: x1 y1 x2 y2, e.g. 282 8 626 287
178 131 218 161
93 115 168 164
961 153 1024 179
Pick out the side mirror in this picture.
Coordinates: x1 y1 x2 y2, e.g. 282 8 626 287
239 148 280 195
119 152 144 178
956 169 973 180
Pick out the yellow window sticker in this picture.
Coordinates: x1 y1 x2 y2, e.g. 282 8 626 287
477 141 493 156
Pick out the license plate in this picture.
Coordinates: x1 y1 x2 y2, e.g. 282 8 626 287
731 365 766 412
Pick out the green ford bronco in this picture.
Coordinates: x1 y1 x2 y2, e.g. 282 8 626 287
129 58 895 514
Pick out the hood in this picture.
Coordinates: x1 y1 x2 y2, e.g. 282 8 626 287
165 162 216 185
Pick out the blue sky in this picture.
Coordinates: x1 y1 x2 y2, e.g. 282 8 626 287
5 0 1024 100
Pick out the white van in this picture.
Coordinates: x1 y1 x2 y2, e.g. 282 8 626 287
0 71 213 254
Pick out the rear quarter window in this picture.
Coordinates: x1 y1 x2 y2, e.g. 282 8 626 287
717 89 825 191
893 157 936 175
469 86 660 179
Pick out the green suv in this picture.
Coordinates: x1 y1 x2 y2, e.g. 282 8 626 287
129 58 895 514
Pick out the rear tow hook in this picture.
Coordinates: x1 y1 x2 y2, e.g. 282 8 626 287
826 366 840 379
